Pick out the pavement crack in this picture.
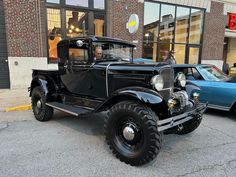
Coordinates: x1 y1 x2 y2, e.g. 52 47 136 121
202 124 236 140
177 159 236 177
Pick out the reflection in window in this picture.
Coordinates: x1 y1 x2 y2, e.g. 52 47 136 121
143 42 156 60
94 0 105 9
159 43 173 62
144 2 160 26
189 9 204 44
175 44 186 64
47 8 61 62
143 2 160 61
46 0 60 3
160 4 175 43
144 2 159 42
66 0 88 7
66 11 88 37
175 7 190 43
142 2 204 64
94 14 105 36
189 47 199 64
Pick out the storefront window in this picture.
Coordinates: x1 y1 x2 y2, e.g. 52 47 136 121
94 13 105 36
143 42 155 60
160 4 175 43
94 0 105 9
143 2 160 61
47 8 61 62
159 43 173 62
189 9 204 44
143 1 204 64
45 0 106 63
175 7 190 43
144 2 160 26
189 47 200 64
175 44 186 64
66 10 88 37
66 0 88 7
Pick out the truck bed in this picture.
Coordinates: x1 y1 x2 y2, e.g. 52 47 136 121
32 69 60 76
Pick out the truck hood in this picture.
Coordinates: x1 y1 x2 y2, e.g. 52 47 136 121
96 61 170 75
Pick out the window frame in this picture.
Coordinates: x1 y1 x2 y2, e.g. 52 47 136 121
143 0 206 64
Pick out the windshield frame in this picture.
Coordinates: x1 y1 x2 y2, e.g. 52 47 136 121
197 65 230 82
92 41 134 62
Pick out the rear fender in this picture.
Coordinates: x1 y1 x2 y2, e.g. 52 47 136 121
29 76 56 102
96 87 167 115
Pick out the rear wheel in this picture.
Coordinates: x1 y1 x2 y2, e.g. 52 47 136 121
176 115 202 135
31 86 53 121
104 101 162 166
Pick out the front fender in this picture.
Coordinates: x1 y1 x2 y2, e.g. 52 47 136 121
96 87 167 114
185 80 201 98
116 87 163 104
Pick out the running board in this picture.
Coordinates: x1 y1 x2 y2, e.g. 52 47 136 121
46 102 93 116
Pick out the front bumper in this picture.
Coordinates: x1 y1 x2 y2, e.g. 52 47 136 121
158 103 207 132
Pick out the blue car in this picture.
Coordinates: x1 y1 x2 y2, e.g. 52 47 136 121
173 64 236 111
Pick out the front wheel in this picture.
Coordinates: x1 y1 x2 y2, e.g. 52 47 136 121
176 115 202 135
31 86 53 121
104 101 162 166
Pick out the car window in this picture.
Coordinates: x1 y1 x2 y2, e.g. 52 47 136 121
174 67 203 80
191 68 203 80
93 42 133 62
69 47 88 64
199 66 229 81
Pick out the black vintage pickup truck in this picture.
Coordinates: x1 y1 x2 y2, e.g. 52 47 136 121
29 36 206 166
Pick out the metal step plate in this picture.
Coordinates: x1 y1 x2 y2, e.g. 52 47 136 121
46 102 93 116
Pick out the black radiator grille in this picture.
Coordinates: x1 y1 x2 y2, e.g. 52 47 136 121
159 67 174 100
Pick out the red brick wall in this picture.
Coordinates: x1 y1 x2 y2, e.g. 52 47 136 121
202 1 226 61
3 0 47 57
107 0 144 58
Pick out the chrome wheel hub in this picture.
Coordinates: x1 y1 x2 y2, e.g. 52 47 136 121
36 100 42 109
122 126 135 141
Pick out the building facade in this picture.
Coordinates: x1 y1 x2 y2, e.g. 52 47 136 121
0 0 236 89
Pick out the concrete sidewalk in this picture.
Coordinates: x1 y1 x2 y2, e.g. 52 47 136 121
0 88 31 111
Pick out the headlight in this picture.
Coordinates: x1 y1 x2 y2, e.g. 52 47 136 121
192 92 200 100
151 75 164 91
175 72 186 87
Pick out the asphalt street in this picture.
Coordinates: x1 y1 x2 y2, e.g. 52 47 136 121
0 109 236 177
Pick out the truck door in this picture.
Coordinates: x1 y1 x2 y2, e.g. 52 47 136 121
60 41 106 98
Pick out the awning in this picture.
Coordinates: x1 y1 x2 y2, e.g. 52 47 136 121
225 29 236 38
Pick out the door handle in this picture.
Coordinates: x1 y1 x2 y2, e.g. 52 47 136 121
5 60 8 63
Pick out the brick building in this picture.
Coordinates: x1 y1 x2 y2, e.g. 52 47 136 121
0 0 236 89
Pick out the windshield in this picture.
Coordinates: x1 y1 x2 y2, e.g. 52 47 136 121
199 65 229 81
93 42 133 61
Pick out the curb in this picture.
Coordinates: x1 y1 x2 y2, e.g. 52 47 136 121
5 105 32 112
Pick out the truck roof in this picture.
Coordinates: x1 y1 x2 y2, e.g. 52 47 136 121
59 36 136 47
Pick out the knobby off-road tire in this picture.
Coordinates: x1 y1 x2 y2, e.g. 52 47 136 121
104 101 162 166
176 115 202 135
31 86 53 121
